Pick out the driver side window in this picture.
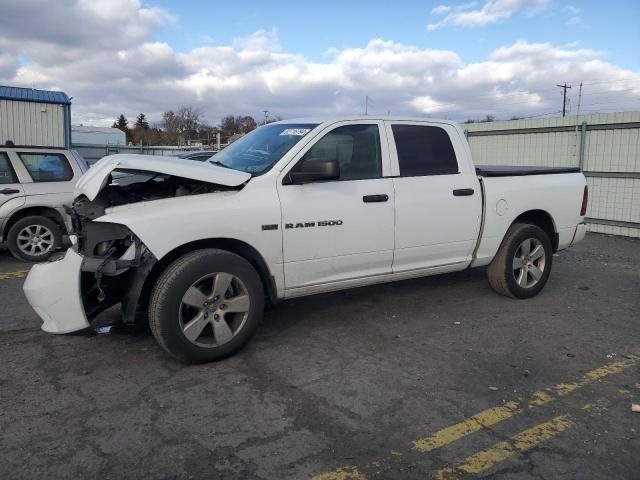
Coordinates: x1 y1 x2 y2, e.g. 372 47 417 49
300 124 382 180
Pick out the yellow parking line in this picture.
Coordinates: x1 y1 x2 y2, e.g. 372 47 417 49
529 390 553 406
413 357 635 453
413 401 520 453
0 270 29 280
434 415 574 480
311 466 364 480
313 357 636 479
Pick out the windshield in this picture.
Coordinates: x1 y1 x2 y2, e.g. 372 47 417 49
211 123 318 174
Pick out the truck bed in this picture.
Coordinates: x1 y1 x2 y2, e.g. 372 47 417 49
476 165 581 177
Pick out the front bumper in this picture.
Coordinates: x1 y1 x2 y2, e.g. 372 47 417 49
570 222 587 246
23 249 89 334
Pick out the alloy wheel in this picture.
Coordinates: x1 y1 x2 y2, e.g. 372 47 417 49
16 224 54 257
513 238 546 288
179 272 251 347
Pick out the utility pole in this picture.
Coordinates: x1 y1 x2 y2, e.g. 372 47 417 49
575 82 583 117
364 96 368 115
574 81 583 161
557 83 572 117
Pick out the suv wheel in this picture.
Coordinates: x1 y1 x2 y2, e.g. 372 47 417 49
149 249 264 363
7 215 62 262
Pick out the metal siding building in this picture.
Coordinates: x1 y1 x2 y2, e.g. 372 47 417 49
0 85 72 148
72 125 126 146
465 112 640 238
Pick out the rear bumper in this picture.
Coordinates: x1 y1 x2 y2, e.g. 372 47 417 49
23 249 89 334
570 223 587 246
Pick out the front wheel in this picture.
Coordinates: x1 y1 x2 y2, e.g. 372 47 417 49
487 223 553 299
149 249 265 363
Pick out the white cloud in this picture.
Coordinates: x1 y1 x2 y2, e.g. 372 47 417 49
427 0 549 31
0 0 638 125
563 5 581 15
563 5 581 25
432 5 452 15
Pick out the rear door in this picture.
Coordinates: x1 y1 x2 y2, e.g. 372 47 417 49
0 152 25 232
385 121 481 271
277 120 395 290
15 151 79 202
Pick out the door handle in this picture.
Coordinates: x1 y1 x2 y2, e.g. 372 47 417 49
0 188 20 195
453 188 474 196
362 194 389 203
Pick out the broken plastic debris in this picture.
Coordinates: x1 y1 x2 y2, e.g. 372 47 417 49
95 326 113 334
453 321 461 325
632 404 640 413
488 386 499 391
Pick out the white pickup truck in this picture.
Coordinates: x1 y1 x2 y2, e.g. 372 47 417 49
23 116 588 363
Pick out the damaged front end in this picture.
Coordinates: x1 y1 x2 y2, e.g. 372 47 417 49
72 215 157 326
72 169 245 327
24 156 250 334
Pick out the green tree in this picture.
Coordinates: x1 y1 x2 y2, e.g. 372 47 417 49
134 113 150 130
131 113 152 145
112 114 130 142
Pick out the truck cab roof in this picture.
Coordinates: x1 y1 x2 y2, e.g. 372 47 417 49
272 116 461 128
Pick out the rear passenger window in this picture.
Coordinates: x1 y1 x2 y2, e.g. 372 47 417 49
18 153 74 182
0 153 18 184
392 125 459 176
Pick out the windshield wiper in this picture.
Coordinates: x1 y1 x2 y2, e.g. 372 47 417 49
208 160 233 170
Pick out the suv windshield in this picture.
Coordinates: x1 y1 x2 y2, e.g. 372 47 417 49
211 123 317 174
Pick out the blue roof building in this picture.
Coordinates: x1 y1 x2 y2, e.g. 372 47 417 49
0 85 72 148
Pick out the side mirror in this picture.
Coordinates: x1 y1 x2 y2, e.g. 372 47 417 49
284 159 340 185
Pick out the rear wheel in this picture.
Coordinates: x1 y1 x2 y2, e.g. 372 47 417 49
7 215 62 262
149 249 264 363
487 223 553 299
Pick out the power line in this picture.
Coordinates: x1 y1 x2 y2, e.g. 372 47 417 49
407 82 640 116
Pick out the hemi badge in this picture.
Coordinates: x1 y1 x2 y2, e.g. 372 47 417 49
262 224 278 231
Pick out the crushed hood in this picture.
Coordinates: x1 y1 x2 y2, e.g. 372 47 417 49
75 154 251 201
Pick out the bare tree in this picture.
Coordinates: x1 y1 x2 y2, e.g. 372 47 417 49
239 116 257 133
219 115 258 141
176 106 202 144
162 110 180 144
161 106 203 145
219 115 240 141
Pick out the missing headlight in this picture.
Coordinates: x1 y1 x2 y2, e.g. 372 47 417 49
80 222 134 257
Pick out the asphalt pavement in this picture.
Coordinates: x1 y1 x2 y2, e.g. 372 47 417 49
0 233 638 479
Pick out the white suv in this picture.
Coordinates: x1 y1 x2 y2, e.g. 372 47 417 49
0 146 88 261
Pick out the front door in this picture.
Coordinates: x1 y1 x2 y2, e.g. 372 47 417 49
277 121 395 291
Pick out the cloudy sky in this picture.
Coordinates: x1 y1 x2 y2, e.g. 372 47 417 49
1 0 639 126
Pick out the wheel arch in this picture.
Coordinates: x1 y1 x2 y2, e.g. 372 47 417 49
511 209 558 252
136 238 278 322
3 206 67 239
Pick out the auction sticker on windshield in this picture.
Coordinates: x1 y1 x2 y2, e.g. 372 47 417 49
280 129 311 136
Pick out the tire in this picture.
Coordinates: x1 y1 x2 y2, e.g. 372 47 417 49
487 223 553 299
7 215 62 262
149 249 264 363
